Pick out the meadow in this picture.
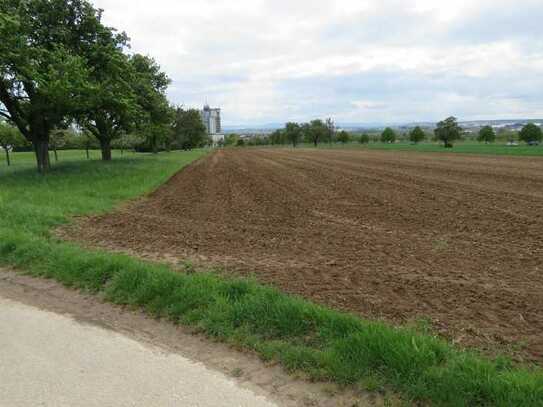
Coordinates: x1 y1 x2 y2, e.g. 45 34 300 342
312 140 543 156
1 149 543 406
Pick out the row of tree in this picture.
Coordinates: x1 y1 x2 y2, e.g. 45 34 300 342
265 119 350 147
0 0 209 172
248 117 462 148
257 117 542 148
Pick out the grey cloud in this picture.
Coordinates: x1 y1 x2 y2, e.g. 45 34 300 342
93 0 543 125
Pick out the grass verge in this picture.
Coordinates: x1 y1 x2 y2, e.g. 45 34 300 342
1 150 542 406
274 141 543 156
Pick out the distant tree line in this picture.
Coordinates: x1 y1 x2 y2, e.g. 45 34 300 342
0 0 208 172
225 117 542 150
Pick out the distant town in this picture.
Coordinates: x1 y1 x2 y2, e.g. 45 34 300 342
221 119 543 135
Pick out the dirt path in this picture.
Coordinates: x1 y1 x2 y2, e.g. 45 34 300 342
64 148 543 361
0 269 375 407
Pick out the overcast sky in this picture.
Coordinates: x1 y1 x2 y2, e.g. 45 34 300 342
92 0 543 126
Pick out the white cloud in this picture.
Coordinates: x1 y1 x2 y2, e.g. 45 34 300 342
92 0 543 125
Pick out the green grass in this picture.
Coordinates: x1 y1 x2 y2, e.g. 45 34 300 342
0 149 205 236
310 141 543 156
1 150 542 406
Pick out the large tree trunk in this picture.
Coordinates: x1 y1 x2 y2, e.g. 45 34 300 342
85 145 90 160
53 145 58 162
99 138 112 161
4 148 10 166
34 138 50 174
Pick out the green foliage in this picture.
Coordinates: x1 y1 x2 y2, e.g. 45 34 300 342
381 127 397 143
306 119 328 146
111 134 144 154
76 48 140 160
224 133 240 146
0 1 174 169
359 133 370 144
518 123 542 145
0 121 26 165
129 55 173 154
269 130 285 145
477 126 496 144
325 118 335 143
285 122 302 147
0 0 114 171
409 126 426 144
434 117 463 148
337 130 351 144
173 107 207 150
0 121 24 147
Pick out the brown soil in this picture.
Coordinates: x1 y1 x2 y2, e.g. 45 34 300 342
64 148 543 362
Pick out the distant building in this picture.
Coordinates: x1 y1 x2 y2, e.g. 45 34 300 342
201 105 221 134
200 104 224 146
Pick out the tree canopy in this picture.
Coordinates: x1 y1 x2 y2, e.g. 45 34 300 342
434 117 463 148
381 127 396 143
518 123 542 145
477 126 496 144
337 130 351 144
306 119 328 146
76 47 139 160
409 126 426 144
285 122 302 147
0 120 25 166
173 107 207 150
0 0 118 171
0 0 173 169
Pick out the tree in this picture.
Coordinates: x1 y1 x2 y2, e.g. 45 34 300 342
359 133 370 144
285 122 302 147
476 126 496 144
76 47 139 160
337 130 351 144
173 108 207 150
269 129 284 145
225 133 240 146
112 133 143 156
518 123 542 145
409 126 426 144
380 127 396 143
306 119 328 147
434 117 463 148
0 121 24 166
130 55 172 154
141 101 174 153
50 129 69 162
0 0 111 172
325 118 335 144
79 131 97 159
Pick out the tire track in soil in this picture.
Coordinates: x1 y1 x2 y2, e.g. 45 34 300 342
63 148 543 362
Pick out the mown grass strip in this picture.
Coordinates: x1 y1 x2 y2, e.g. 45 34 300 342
1 150 542 406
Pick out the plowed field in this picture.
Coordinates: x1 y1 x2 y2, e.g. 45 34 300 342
67 148 543 361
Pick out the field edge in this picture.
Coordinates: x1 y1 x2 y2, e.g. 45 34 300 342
1 149 542 406
1 233 542 406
